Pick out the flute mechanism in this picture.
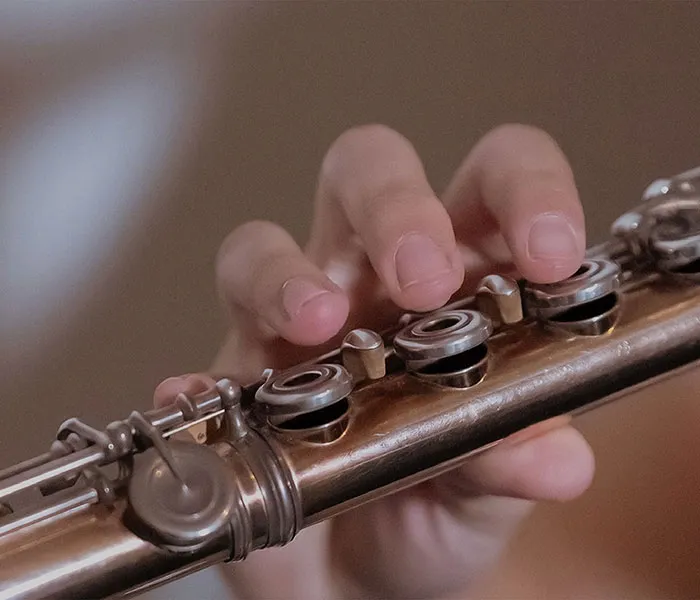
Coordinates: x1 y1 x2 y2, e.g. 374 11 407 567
2 167 700 599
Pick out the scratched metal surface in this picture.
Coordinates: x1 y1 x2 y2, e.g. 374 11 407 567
272 280 700 523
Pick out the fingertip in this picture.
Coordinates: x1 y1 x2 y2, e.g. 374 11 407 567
216 220 351 347
394 266 464 312
530 427 596 501
506 426 596 502
276 287 350 346
518 255 584 285
389 234 465 312
153 373 217 408
463 425 596 503
517 212 586 284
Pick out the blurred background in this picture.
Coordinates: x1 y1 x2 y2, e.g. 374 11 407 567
2 2 700 598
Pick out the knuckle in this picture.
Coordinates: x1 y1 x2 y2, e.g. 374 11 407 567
215 220 300 310
320 123 408 184
218 220 283 261
320 124 429 212
360 186 430 222
358 190 454 246
215 219 294 286
332 123 403 151
479 123 574 182
483 122 554 146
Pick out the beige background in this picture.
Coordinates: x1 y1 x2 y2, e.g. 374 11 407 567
3 4 700 598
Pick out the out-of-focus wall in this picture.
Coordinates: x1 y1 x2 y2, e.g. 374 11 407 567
2 4 700 597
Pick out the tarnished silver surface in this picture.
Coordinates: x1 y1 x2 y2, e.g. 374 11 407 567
648 201 700 270
393 309 493 370
128 441 236 549
341 329 386 381
215 379 248 442
0 487 98 538
642 166 700 201
286 282 700 524
475 274 523 325
2 166 700 599
613 166 700 272
523 258 621 318
0 446 104 507
409 344 489 389
255 363 353 426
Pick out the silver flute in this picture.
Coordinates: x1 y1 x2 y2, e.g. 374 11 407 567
2 167 700 599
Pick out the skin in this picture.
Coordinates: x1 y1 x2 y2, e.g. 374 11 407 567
153 123 595 600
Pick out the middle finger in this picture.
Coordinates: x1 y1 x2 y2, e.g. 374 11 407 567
309 124 465 313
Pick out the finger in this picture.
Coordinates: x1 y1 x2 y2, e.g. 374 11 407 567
153 372 217 408
310 124 464 313
332 492 533 599
216 220 350 346
331 426 592 600
444 124 586 283
331 425 594 598
439 424 595 503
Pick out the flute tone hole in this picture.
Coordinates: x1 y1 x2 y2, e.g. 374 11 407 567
418 343 488 375
565 263 592 283
572 264 590 278
672 258 700 274
422 315 461 332
282 371 323 388
549 293 618 323
276 398 349 431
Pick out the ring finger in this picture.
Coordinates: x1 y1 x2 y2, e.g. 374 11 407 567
443 123 586 284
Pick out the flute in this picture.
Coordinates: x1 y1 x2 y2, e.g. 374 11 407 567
2 166 700 600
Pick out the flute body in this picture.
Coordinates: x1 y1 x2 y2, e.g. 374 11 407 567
2 167 700 599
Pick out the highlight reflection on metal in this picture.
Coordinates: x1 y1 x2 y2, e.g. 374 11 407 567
613 166 700 272
128 441 237 549
394 309 493 388
523 259 621 318
476 274 523 325
393 310 492 370
341 329 386 381
255 363 353 427
522 259 623 336
3 167 700 599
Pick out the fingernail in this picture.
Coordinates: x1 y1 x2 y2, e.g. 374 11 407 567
281 277 332 319
527 214 579 261
394 234 453 290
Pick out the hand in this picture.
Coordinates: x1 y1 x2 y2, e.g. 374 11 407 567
154 124 595 600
